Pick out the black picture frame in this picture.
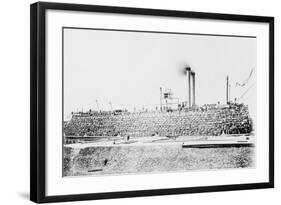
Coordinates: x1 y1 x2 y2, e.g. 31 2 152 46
30 1 274 203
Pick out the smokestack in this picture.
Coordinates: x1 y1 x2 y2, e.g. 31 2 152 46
185 67 191 107
191 71 195 106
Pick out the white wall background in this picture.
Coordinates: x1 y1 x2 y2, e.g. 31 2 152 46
0 0 279 204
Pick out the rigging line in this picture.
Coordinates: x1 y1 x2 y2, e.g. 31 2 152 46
238 83 256 101
240 91 255 102
239 86 255 101
235 68 254 87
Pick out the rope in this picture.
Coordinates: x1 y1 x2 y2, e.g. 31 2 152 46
240 90 255 102
237 83 255 101
235 68 254 87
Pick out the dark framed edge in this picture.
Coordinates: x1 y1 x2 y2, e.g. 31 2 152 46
30 1 274 203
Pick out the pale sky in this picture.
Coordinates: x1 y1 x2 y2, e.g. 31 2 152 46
63 28 256 120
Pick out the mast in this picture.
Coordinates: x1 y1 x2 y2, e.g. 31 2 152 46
226 75 229 104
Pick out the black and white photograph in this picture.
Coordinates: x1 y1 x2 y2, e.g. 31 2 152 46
29 2 274 203
63 27 257 177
